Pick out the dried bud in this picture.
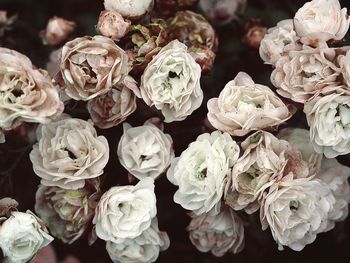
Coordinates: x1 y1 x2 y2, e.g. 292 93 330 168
40 16 76 46
244 25 267 49
189 45 216 73
97 10 130 41
156 0 199 16
0 198 18 219
35 180 100 244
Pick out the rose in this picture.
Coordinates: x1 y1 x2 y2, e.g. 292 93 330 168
34 179 100 244
199 0 247 26
304 87 350 158
244 25 267 49
104 0 154 20
40 16 76 46
140 40 203 122
294 0 350 45
97 10 130 41
93 178 157 242
317 158 350 229
106 218 169 263
87 76 139 129
187 206 244 257
0 48 63 130
0 211 53 263
225 131 307 214
167 131 240 216
117 122 174 180
260 174 335 251
271 46 340 103
60 35 129 101
259 19 301 65
29 118 109 190
277 128 323 175
207 72 294 136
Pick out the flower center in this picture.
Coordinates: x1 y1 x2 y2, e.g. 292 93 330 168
289 200 299 212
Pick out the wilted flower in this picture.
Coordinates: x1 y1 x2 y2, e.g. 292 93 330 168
96 10 130 41
304 87 350 158
30 118 109 190
117 122 174 180
60 35 129 101
87 76 139 129
271 46 340 103
140 40 203 122
0 211 53 263
188 206 244 256
35 180 100 244
278 128 322 175
317 158 350 229
207 72 294 136
106 218 169 263
104 0 154 20
156 0 198 16
93 178 157 242
199 0 246 26
294 0 350 45
260 174 335 251
167 131 240 216
0 48 63 131
259 19 301 65
40 16 76 46
225 131 306 214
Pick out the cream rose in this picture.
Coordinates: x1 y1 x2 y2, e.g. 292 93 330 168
259 19 301 65
93 178 157 242
225 131 306 214
167 131 240 216
207 72 293 136
0 48 63 130
187 206 244 257
60 35 129 101
30 118 109 189
104 0 154 19
35 180 100 244
97 10 130 41
0 211 53 263
304 87 350 158
140 40 203 122
271 46 340 103
106 218 169 263
87 76 139 129
294 0 350 44
117 122 174 180
260 174 335 251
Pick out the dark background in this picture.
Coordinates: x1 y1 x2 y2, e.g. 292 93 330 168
0 0 350 262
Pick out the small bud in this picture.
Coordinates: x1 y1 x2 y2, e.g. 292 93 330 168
40 16 76 46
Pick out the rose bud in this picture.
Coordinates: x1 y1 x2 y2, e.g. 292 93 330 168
40 16 76 46
156 0 199 16
244 21 267 49
97 10 130 41
104 0 154 20
199 0 247 26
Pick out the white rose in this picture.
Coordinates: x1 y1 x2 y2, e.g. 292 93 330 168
140 40 203 123
167 131 240 216
259 19 301 65
278 128 323 175
117 122 174 180
294 0 350 44
93 178 157 242
260 175 335 251
271 46 340 103
104 0 154 19
187 206 244 257
0 211 53 263
226 131 306 214
30 118 109 189
304 87 350 158
207 72 294 136
106 218 169 263
317 158 350 229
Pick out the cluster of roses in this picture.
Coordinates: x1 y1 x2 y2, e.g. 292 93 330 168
260 0 350 158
